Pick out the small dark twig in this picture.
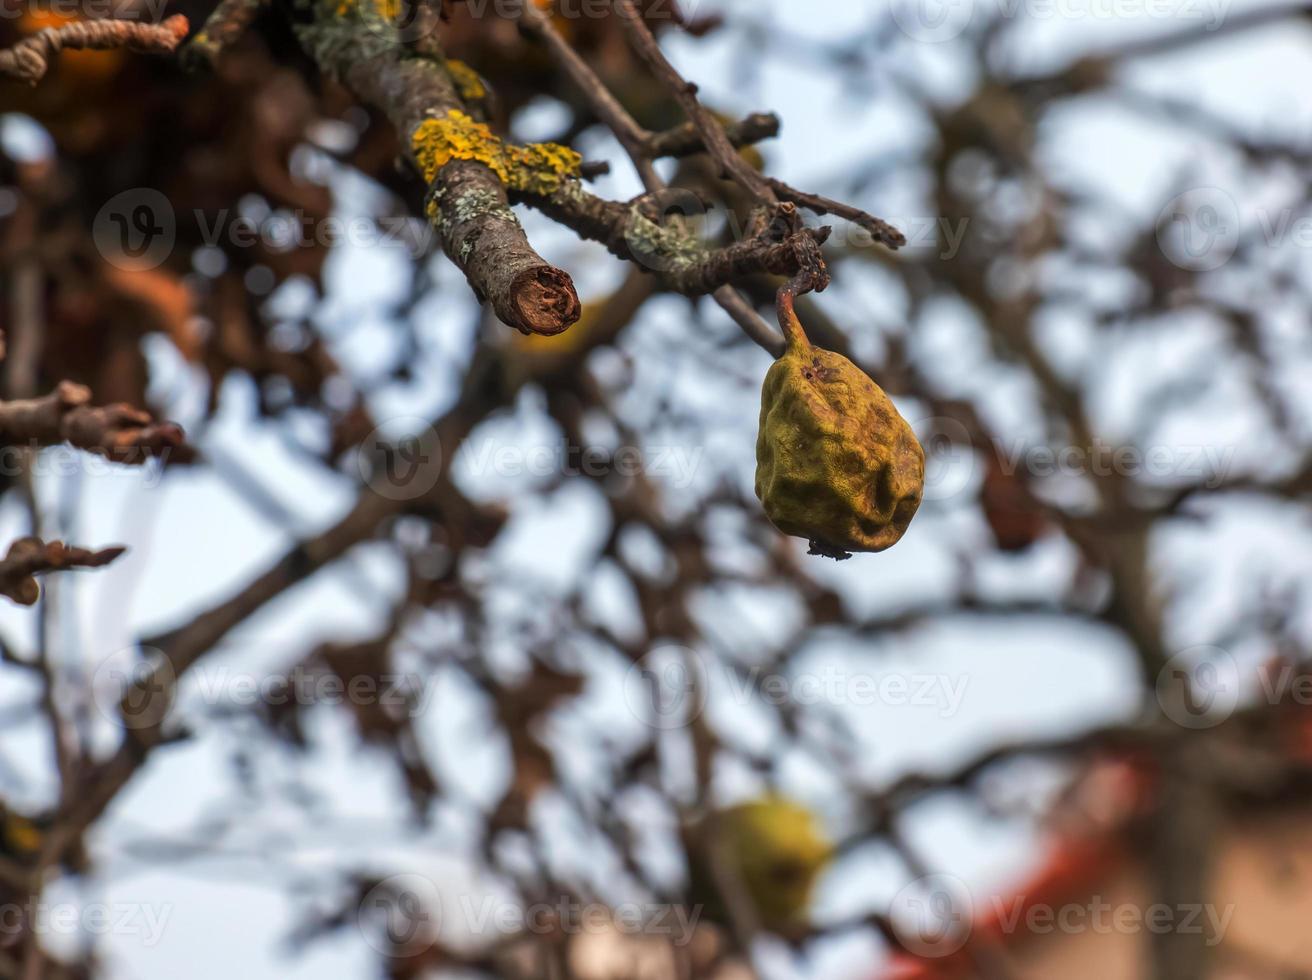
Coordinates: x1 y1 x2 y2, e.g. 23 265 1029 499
645 112 781 160
612 0 777 204
766 177 907 249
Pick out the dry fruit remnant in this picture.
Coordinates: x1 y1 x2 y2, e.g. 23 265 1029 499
410 110 582 198
755 303 925 560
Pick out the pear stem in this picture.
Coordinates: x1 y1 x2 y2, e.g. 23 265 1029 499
777 286 811 352
774 228 830 354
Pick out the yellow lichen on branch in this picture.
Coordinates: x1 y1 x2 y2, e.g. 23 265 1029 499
334 0 399 21
445 60 487 102
411 110 582 196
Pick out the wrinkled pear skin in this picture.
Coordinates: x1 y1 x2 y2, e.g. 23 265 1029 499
756 344 925 557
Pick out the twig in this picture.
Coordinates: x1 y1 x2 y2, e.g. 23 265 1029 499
645 112 781 160
183 0 267 69
0 14 189 85
515 0 661 191
507 0 786 350
766 177 906 249
0 381 191 464
612 0 777 205
0 538 126 607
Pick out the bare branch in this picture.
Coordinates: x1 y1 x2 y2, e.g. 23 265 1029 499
0 381 191 464
0 14 189 85
0 538 126 606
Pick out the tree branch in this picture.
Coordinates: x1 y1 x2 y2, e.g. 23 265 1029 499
0 382 191 464
295 1 581 335
0 538 126 606
0 14 189 85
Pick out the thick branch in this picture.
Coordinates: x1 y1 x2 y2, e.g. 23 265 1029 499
296 4 579 335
